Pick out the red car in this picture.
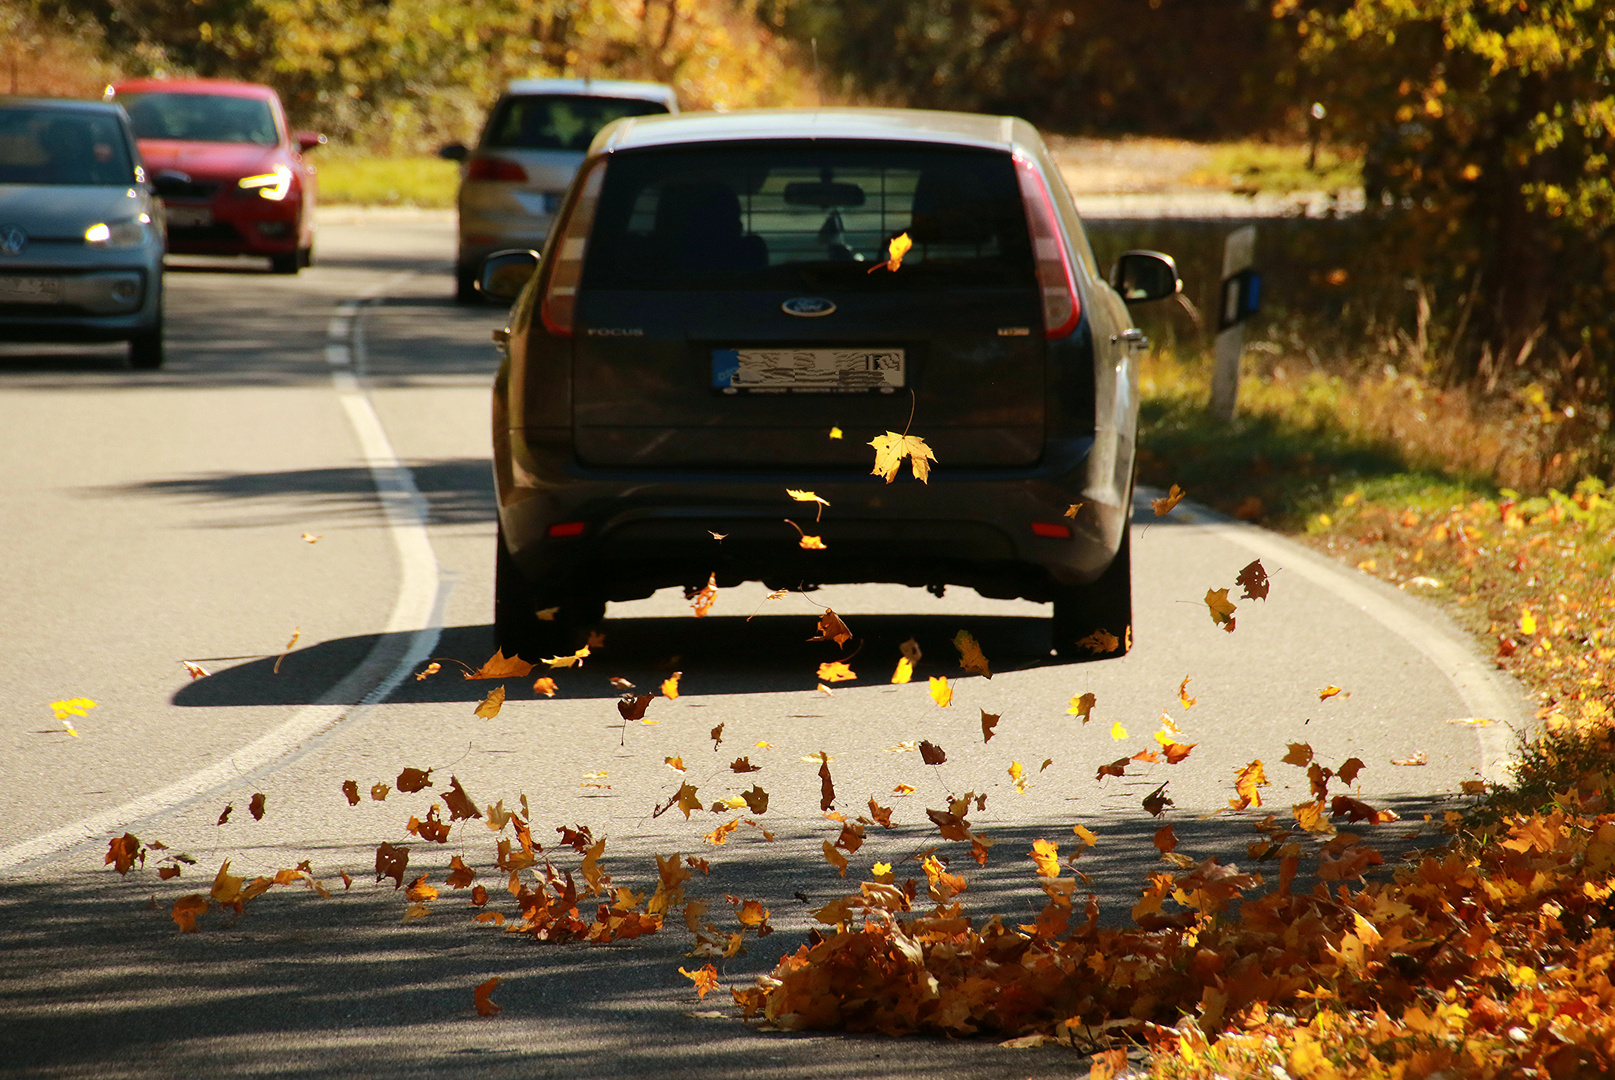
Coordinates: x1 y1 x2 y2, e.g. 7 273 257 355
107 78 322 274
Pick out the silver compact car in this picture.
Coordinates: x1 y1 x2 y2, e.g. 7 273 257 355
482 109 1181 659
0 97 166 368
441 78 676 302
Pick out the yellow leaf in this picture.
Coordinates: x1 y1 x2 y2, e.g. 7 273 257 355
868 230 912 273
868 431 936 484
301 531 321 543
891 656 914 684
679 964 719 1000
1151 484 1185 516
1318 685 1344 701
474 686 505 719
1066 691 1096 723
1204 588 1237 631
871 861 894 883
210 860 244 905
893 784 916 796
817 660 856 682
1110 721 1128 741
798 534 827 550
464 649 534 680
1029 838 1061 877
541 645 591 669
415 662 440 681
1520 607 1537 635
1178 676 1196 709
786 489 830 521
661 671 682 699
1231 760 1268 810
928 676 953 707
1063 502 1083 518
665 756 685 772
828 426 843 440
1072 824 1098 846
50 697 97 721
532 676 557 697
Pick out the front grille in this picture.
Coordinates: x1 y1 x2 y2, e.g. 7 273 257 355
156 179 222 200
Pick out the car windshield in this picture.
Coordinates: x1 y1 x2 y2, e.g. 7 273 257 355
582 143 1035 292
0 106 136 185
119 92 279 146
483 95 669 153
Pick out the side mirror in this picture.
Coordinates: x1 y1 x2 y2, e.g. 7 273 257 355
295 131 327 153
479 249 541 302
438 143 469 163
1109 250 1181 304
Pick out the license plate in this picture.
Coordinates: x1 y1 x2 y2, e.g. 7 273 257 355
166 205 213 228
712 348 905 393
0 275 61 303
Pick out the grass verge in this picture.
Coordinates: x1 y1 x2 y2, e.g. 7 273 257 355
314 150 459 208
1185 140 1362 194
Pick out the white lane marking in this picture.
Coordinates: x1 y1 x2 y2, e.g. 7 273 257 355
1162 495 1521 783
0 275 443 875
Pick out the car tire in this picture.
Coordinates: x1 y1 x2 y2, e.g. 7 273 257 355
493 525 604 661
269 251 300 275
128 318 164 370
454 267 480 304
1050 525 1132 659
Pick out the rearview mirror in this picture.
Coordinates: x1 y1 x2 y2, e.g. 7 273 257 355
1109 250 1181 304
479 249 541 302
438 143 469 163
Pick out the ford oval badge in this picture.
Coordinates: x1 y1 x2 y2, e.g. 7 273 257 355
782 296 836 317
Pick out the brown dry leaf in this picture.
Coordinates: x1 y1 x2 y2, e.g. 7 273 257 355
105 833 144 875
216 804 233 825
1096 756 1129 781
867 797 894 828
1337 757 1367 785
1151 483 1186 516
248 793 266 821
680 964 719 1000
158 865 182 880
899 637 922 664
730 756 760 773
533 676 558 697
406 805 451 843
661 671 682 699
442 776 482 821
817 660 856 683
1178 676 1196 710
809 609 852 647
1461 779 1487 795
446 857 476 889
1231 760 1268 810
1204 588 1237 632
980 709 1001 742
375 842 409 888
822 840 849 877
171 894 208 933
1066 691 1096 723
1142 783 1173 817
690 573 718 617
610 677 635 691
397 767 433 793
953 629 992 679
473 976 502 1017
818 751 836 811
618 694 653 722
370 783 389 801
928 677 953 707
787 489 831 521
918 740 947 766
1163 741 1197 765
1236 559 1271 601
868 431 936 484
1282 743 1314 767
741 785 769 814
465 649 534 680
1076 628 1120 654
474 686 506 718
710 723 725 749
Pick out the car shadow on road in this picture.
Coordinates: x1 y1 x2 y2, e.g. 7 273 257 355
173 610 1110 709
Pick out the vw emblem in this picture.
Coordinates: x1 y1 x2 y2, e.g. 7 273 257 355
0 225 25 256
781 296 836 317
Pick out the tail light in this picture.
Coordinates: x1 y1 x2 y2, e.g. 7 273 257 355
466 156 528 182
540 159 606 337
1014 154 1081 339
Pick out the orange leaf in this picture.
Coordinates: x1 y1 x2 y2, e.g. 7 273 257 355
1282 743 1314 767
397 767 433 793
679 964 719 1000
953 629 992 678
441 776 482 821
1177 676 1196 709
171 894 208 933
818 751 835 811
540 645 591 669
891 656 914 683
868 230 912 273
1319 685 1345 701
1230 760 1268 810
1072 824 1098 846
867 797 894 828
1151 483 1185 516
786 488 831 520
661 671 682 699
105 833 143 875
822 840 848 877
817 660 856 682
473 976 502 1017
1029 838 1061 877
533 676 557 697
465 649 534 680
446 856 476 889
1163 741 1197 764
474 686 505 718
370 783 389 801
406 874 439 903
690 572 718 617
1153 824 1177 854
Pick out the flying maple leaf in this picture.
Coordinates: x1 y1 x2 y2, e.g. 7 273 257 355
248 793 266 821
540 645 591 669
1142 783 1173 817
656 670 682 699
216 804 233 825
1030 839 1061 877
397 767 433 793
446 857 476 889
1319 685 1346 701
1076 629 1120 654
868 431 935 484
210 860 244 906
533 676 557 696
918 740 947 765
818 752 836 811
415 662 441 681
301 531 321 543
711 723 724 749
741 785 768 814
474 977 502 1017
1337 757 1366 785
817 660 856 682
1066 692 1096 723
1163 741 1197 764
407 805 450 843
1236 559 1270 601
868 230 912 273
784 519 828 549
892 657 914 683
370 783 389 801
680 963 720 1001
1283 743 1314 767
618 694 653 721
899 637 922 664
867 797 894 828
341 780 359 805
822 840 849 877
1096 756 1129 780
929 677 953 707
1009 761 1028 794
50 697 96 721
808 609 852 647
952 629 992 678
1231 760 1269 810
828 426 843 440
441 776 482 821
1292 799 1334 835
1064 502 1084 518
465 649 534 680
1151 484 1186 516
474 686 505 718
787 489 830 521
171 894 208 933
406 874 439 903
893 783 916 796
105 833 143 875
273 627 299 675
981 709 1001 742
1178 676 1196 710
1153 824 1178 855
1073 823 1098 846
1204 588 1237 632
376 842 409 888
180 660 211 680
730 757 760 773
690 573 718 617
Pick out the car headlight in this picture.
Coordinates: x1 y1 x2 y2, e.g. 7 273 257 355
239 164 293 201
84 215 151 247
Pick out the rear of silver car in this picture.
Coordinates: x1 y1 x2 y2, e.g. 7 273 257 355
447 79 676 301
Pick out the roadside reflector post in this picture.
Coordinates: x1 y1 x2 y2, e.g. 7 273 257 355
1210 225 1259 421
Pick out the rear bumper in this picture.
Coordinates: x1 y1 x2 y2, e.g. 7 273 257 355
495 431 1124 605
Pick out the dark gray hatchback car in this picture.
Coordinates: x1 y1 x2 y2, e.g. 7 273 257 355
485 109 1178 658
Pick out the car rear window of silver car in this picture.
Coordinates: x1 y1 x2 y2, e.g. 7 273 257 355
580 142 1036 292
483 95 670 153
0 107 136 185
118 93 279 146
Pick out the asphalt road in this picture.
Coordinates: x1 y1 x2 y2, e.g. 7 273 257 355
0 212 1527 1079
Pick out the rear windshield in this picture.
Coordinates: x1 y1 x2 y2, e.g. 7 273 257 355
483 95 669 152
581 143 1035 292
0 106 136 185
120 92 279 146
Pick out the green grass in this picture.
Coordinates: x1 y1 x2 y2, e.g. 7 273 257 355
1186 140 1362 194
314 150 459 208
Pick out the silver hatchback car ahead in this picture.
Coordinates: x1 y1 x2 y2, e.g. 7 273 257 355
441 79 677 302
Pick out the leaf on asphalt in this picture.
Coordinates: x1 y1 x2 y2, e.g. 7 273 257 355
248 793 266 821
1205 588 1237 632
690 573 718 617
822 840 849 877
474 976 502 1017
868 431 935 484
375 842 409 888
442 776 482 821
273 627 299 675
808 608 852 647
181 660 211 680
1283 743 1314 767
1236 559 1271 601
216 804 233 825
1178 676 1196 710
817 660 856 682
618 694 653 721
918 740 947 766
397 767 433 793
105 833 143 875
661 671 682 699
787 489 831 521
533 676 558 697
953 629 992 678
1151 483 1186 516
892 656 914 683
711 723 725 749
981 709 1001 742
1066 691 1096 723
415 662 441 681
929 677 953 707
741 785 769 814
818 751 836 811
474 686 506 718
1142 783 1173 818
1319 685 1346 701
730 756 761 773
680 963 719 1000
370 783 389 801
50 697 97 720
465 649 534 680
1231 760 1269 810
172 894 208 933
1096 756 1129 781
